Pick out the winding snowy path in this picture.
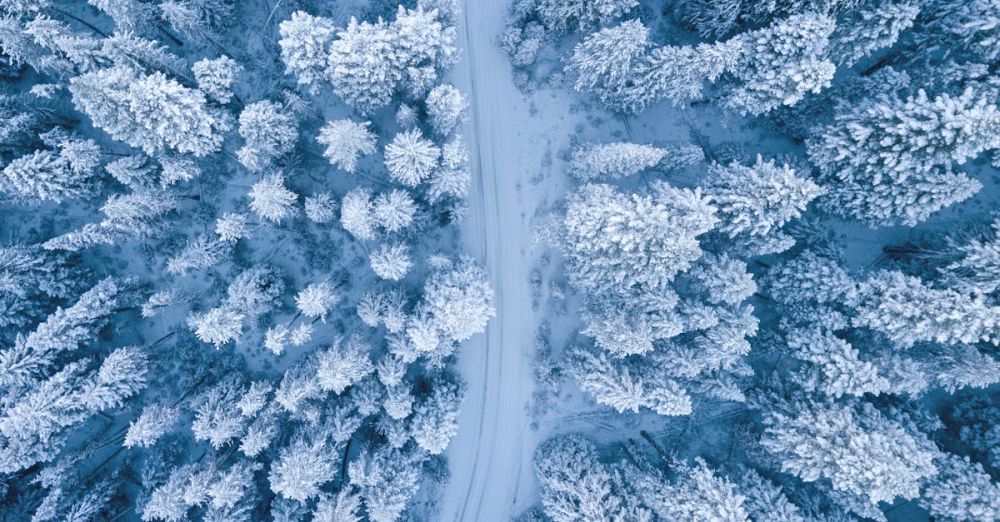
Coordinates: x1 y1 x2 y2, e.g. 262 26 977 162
438 1 575 520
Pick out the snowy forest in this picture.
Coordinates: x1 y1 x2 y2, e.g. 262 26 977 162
0 0 998 520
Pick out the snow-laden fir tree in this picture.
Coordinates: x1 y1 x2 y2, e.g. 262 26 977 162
566 20 650 113
936 217 1000 295
348 446 423 522
534 0 637 34
372 189 417 234
0 149 95 203
192 55 242 104
340 187 377 240
236 101 298 172
785 326 889 398
124 404 180 448
249 173 298 224
723 13 835 116
409 378 463 454
626 39 743 113
215 212 248 242
385 129 440 187
919 453 1000 522
807 87 1000 226
566 142 665 181
316 119 376 174
295 281 339 322
533 434 644 521
760 397 937 505
704 155 824 239
829 1 919 67
70 66 232 157
560 183 717 296
412 256 495 345
852 270 999 348
629 457 750 521
187 306 243 348
428 136 471 203
425 83 467 137
567 345 693 416
278 11 335 94
269 435 339 502
370 243 413 281
304 192 337 223
315 336 374 394
190 378 246 448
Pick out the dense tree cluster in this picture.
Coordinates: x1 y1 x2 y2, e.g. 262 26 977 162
0 0 491 520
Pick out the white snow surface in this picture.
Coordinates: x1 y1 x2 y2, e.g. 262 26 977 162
439 1 576 519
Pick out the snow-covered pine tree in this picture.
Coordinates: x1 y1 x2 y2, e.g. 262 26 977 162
533 434 641 521
192 56 242 104
70 66 232 157
269 435 339 502
704 155 824 239
348 446 423 522
760 398 937 504
370 243 412 281
723 13 835 116
808 87 1000 226
236 101 297 172
340 187 377 240
278 11 335 94
249 173 298 224
425 83 467 137
315 336 374 395
384 129 440 187
566 142 666 181
0 149 94 203
409 378 463 454
566 19 650 113
853 270 999 348
919 453 1000 522
560 183 717 296
829 1 919 67
316 119 376 174
372 189 417 234
124 404 180 448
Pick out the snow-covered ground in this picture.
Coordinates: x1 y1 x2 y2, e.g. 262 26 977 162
438 1 579 519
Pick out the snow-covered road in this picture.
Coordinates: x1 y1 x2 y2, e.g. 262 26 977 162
438 1 576 520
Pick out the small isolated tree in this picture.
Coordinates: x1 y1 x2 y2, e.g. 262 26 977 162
425 83 467 137
249 173 298 224
567 142 666 181
187 307 244 348
237 101 298 172
278 11 335 94
723 13 835 115
370 243 412 281
385 129 440 187
192 55 242 104
704 156 824 239
316 119 376 174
